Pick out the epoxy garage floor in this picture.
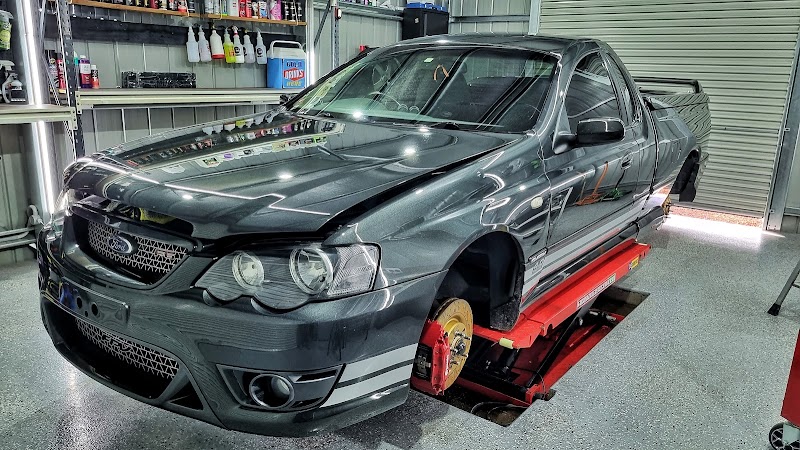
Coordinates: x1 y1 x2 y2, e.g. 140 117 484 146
1 215 799 450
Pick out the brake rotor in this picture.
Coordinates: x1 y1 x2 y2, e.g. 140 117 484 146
432 298 473 389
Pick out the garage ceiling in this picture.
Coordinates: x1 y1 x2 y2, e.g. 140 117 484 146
539 0 800 215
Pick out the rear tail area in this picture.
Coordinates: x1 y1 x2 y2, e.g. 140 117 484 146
636 77 711 202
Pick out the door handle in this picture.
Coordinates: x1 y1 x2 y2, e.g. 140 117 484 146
621 158 633 170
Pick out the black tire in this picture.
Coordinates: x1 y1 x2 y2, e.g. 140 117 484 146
770 423 800 450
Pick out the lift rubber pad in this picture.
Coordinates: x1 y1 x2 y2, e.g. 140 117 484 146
473 241 651 349
783 330 800 425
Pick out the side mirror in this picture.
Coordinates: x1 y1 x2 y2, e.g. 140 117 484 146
576 118 624 146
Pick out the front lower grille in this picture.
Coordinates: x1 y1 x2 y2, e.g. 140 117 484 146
86 221 187 281
76 318 179 379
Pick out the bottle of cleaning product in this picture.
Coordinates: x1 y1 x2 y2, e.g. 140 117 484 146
55 52 66 93
203 0 213 13
198 26 212 62
228 0 238 17
223 28 236 63
78 55 92 89
232 26 244 64
255 31 267 64
186 26 200 63
210 28 224 59
90 65 100 89
243 32 255 63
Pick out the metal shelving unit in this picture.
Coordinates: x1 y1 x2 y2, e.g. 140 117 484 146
0 104 76 126
70 0 308 26
76 88 301 111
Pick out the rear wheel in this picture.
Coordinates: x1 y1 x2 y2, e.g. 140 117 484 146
770 423 800 450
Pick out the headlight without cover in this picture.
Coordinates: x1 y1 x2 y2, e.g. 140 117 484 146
196 244 380 310
45 188 77 242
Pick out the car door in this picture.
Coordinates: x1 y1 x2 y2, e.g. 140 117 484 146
541 51 643 274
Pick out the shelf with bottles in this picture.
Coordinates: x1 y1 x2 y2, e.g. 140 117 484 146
68 0 306 25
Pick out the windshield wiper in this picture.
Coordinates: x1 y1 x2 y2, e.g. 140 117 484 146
429 121 462 130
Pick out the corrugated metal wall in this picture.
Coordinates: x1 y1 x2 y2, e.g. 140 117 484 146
449 0 530 34
313 5 402 77
539 0 800 215
79 105 271 153
785 124 800 212
0 125 33 265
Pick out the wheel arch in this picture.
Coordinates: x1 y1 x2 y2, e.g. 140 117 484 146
434 230 525 331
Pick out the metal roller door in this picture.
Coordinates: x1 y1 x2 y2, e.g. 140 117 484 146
539 0 800 215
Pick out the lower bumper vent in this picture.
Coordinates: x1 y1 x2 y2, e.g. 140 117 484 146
76 318 179 379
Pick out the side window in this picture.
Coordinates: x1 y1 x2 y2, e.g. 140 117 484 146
605 56 638 124
564 53 621 132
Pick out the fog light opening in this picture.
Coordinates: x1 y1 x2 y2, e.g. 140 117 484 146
248 374 294 409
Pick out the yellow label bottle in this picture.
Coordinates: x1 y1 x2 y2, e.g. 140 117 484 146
223 28 235 63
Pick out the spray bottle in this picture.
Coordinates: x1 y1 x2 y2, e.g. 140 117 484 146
186 26 200 63
223 28 236 63
198 26 212 62
232 26 244 64
243 31 255 63
255 31 267 64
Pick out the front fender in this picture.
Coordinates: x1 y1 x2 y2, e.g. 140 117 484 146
324 136 550 288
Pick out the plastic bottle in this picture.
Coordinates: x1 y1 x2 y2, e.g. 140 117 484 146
232 26 244 64
228 0 238 17
203 0 213 13
55 52 66 93
78 55 92 89
186 26 200 63
90 65 100 89
210 28 224 59
198 27 212 62
255 31 267 64
243 32 255 63
223 29 236 63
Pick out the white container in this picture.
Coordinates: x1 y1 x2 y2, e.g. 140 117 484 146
255 31 267 64
232 26 244 64
210 28 225 59
186 26 200 63
266 40 306 89
198 26 212 62
243 34 255 63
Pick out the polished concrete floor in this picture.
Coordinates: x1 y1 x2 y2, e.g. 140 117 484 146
1 215 799 450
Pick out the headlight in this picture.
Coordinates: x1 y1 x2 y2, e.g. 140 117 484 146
45 188 77 242
289 248 332 294
196 244 380 310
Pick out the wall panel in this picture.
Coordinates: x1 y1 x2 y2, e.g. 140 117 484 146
539 0 800 215
0 125 32 265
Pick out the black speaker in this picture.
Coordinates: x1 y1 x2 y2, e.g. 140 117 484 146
402 8 449 40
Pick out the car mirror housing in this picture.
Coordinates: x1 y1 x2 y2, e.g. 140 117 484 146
576 117 625 146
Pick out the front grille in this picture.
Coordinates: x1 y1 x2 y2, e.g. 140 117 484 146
87 221 187 280
76 318 179 379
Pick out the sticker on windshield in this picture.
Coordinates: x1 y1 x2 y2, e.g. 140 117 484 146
424 57 434 63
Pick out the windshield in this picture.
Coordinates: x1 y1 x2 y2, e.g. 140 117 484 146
290 47 557 133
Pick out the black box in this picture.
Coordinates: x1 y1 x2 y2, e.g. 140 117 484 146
402 8 449 40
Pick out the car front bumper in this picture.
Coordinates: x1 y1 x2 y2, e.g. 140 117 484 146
37 233 440 437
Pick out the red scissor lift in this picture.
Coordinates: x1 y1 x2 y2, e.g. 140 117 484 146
413 238 651 411
771 331 800 450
